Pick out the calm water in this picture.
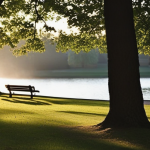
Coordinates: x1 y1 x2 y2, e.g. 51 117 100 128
0 78 150 100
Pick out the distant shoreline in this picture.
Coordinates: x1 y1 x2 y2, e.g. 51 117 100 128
0 65 150 78
22 66 150 78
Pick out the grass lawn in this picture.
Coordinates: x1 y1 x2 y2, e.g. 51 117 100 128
0 94 150 150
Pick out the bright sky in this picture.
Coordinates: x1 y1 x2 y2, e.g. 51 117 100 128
37 18 79 35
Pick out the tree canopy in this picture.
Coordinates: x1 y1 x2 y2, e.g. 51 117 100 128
133 0 150 55
0 0 150 55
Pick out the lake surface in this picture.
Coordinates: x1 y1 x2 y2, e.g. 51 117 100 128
0 78 150 100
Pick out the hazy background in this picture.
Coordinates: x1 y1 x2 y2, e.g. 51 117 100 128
0 43 68 78
0 42 149 78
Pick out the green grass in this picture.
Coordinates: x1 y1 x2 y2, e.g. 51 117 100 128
0 94 150 150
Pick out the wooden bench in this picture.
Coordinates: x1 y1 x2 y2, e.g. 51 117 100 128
5 85 39 99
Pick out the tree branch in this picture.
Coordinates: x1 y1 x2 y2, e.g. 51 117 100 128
34 0 56 34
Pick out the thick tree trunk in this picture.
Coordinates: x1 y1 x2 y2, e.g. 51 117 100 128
0 0 4 5
99 0 150 128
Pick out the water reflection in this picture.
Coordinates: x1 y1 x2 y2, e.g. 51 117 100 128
140 78 150 100
0 78 150 100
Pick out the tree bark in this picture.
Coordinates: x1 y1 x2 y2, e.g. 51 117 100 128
0 0 4 5
99 0 150 128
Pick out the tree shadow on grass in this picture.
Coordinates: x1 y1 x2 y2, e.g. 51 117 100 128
1 94 109 107
58 110 107 117
35 97 109 107
1 98 51 105
0 121 139 150
95 127 150 150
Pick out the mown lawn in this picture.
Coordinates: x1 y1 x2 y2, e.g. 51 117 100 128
0 93 150 150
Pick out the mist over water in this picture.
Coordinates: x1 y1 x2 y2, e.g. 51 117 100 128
0 78 150 100
0 44 68 79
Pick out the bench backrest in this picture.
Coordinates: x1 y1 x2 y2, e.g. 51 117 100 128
5 85 35 91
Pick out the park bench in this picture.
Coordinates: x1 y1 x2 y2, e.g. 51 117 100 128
5 85 39 99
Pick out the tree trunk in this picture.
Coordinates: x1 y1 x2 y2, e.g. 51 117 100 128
0 0 4 5
99 0 150 128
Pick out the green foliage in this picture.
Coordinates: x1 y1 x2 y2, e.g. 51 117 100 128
68 49 99 68
0 0 107 56
50 0 106 53
12 38 45 55
0 0 57 56
133 0 150 55
56 31 107 53
53 0 150 55
0 0 150 56
45 0 105 33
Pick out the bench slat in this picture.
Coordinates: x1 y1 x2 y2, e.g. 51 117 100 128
5 85 34 88
9 87 34 90
8 89 39 92
8 87 30 89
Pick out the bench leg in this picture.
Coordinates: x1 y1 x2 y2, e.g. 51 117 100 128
29 85 33 99
31 92 33 99
9 91 12 98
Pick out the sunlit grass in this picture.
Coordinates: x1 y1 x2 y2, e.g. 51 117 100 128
0 93 150 150
0 94 109 126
